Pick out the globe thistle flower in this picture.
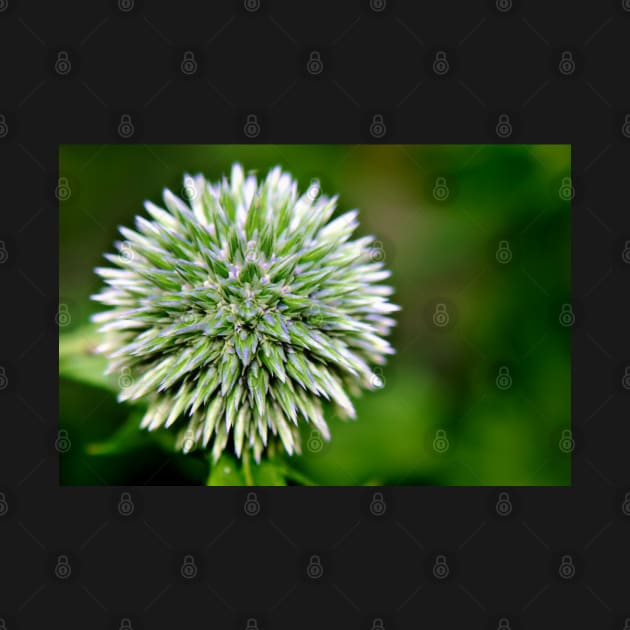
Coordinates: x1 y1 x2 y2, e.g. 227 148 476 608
92 164 398 463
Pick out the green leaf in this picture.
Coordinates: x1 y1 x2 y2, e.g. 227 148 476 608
277 463 317 486
250 461 287 486
206 454 245 486
86 409 175 456
59 325 114 392
86 411 146 455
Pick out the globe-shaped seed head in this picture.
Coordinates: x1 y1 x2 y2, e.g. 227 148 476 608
92 164 399 462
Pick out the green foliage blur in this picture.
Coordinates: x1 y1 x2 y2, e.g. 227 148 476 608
59 144 571 486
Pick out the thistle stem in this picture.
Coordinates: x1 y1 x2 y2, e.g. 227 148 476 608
280 465 317 486
205 456 214 486
242 449 255 486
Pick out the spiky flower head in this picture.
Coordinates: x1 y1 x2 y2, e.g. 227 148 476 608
92 164 398 462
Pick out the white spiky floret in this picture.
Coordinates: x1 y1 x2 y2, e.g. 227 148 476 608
92 164 399 462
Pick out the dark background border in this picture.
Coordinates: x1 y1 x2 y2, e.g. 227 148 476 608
1 0 629 628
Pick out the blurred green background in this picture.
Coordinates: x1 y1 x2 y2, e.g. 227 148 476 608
59 144 571 486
